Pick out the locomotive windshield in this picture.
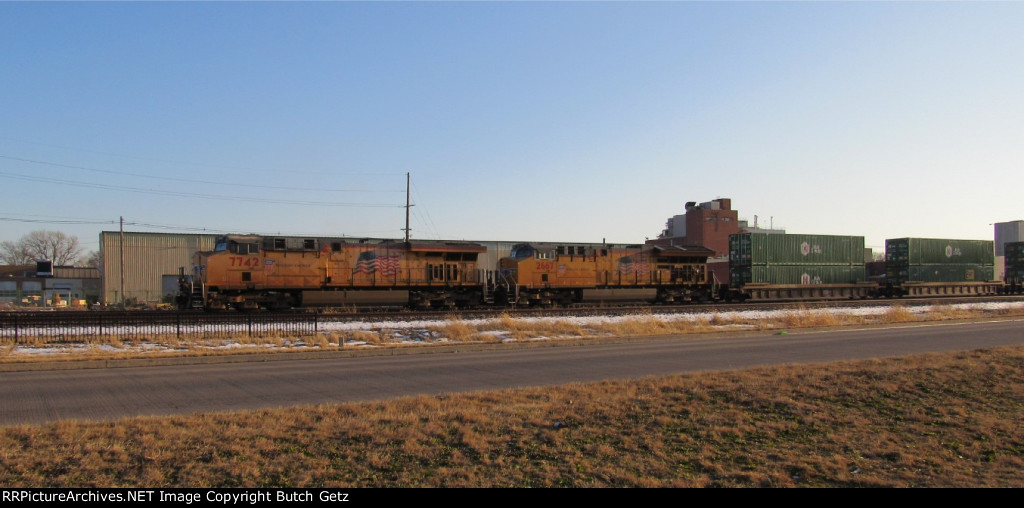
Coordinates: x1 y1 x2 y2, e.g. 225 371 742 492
214 237 230 252
509 245 534 260
214 236 260 255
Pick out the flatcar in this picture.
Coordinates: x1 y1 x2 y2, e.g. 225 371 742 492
723 233 878 301
724 234 1005 301
878 237 1001 297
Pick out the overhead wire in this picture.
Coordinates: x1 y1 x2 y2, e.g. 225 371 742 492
410 179 443 240
0 139 429 239
0 155 404 194
0 171 403 207
0 136 404 179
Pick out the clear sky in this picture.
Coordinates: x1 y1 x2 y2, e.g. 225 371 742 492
2 1 1022 257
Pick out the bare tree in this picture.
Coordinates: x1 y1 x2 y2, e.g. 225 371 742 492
0 240 31 265
82 250 103 272
0 230 84 266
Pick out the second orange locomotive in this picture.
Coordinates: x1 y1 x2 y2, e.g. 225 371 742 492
495 242 715 306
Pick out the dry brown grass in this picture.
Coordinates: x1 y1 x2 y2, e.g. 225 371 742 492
5 303 1024 365
495 312 532 341
348 330 386 345
1 346 1023 487
427 314 480 342
879 305 920 323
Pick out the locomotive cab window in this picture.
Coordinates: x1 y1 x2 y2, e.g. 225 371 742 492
510 245 534 260
230 242 259 255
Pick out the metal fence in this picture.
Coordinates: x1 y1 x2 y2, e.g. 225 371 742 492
0 311 322 344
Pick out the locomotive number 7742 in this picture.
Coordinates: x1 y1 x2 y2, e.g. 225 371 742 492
229 256 261 267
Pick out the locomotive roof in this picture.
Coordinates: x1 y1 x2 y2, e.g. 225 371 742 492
221 234 484 250
512 241 645 249
406 241 487 253
648 244 716 258
513 242 714 256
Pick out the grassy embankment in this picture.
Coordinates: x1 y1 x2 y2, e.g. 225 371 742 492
1 303 1018 364
0 304 1022 487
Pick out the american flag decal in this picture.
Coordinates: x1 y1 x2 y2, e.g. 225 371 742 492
353 251 401 276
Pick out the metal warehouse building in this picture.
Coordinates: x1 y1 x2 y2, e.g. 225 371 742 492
100 231 217 306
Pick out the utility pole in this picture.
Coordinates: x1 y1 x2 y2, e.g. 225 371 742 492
404 172 412 242
120 216 126 308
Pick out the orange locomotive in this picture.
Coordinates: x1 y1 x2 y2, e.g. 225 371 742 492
495 242 715 306
178 234 488 310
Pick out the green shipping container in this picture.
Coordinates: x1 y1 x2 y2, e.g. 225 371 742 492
885 264 994 284
730 233 866 266
731 265 867 285
885 238 994 266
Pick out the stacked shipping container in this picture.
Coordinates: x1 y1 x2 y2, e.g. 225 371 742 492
1005 241 1024 284
884 238 994 284
729 233 867 285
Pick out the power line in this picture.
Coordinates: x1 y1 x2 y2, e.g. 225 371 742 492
411 180 443 240
0 136 405 179
0 154 404 193
0 217 117 226
0 171 404 207
0 214 417 240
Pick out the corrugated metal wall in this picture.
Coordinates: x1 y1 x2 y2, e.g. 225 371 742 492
100 232 217 305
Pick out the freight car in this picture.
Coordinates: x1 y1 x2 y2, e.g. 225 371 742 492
1002 241 1024 295
494 242 715 306
723 233 877 301
177 234 491 310
879 238 1001 297
724 234 1004 301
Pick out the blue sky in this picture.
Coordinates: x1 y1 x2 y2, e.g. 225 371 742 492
2 1 1022 256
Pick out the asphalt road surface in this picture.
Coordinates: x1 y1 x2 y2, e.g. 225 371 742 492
2 319 1023 425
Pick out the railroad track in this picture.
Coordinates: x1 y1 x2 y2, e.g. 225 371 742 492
5 294 1023 327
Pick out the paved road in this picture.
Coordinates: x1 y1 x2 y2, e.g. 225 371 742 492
2 319 1023 425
